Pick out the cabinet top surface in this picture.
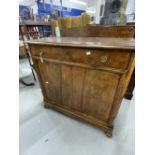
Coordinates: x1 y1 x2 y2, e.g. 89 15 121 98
26 37 135 50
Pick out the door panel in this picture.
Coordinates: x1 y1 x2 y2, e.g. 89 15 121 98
82 70 119 121
38 61 61 103
61 66 85 111
36 60 119 122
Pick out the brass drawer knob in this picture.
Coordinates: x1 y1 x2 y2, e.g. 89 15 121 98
100 56 108 63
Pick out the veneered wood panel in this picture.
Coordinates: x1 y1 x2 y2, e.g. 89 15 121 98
28 35 135 137
108 53 135 124
61 26 134 38
27 37 135 50
30 45 131 71
61 65 73 107
38 61 61 103
32 59 48 99
72 67 85 111
61 65 85 111
82 70 120 121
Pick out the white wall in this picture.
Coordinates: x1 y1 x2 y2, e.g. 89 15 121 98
126 0 135 15
31 3 38 14
19 0 36 6
52 0 61 6
94 0 106 23
86 0 96 15
87 0 96 7
62 0 87 10
51 0 88 10
20 0 88 10
19 0 53 6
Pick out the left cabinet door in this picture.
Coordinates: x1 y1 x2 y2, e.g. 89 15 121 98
35 60 62 103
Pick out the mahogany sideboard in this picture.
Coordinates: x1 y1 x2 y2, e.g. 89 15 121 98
27 37 135 137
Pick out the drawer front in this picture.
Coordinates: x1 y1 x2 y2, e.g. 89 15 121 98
30 45 131 70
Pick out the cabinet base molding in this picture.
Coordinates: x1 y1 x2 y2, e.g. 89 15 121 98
44 100 113 137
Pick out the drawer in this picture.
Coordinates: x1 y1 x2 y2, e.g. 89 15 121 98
30 45 131 70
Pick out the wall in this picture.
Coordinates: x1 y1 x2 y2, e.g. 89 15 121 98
19 0 36 6
94 0 106 23
62 0 87 10
126 0 135 15
19 0 86 16
20 0 87 11
31 3 38 14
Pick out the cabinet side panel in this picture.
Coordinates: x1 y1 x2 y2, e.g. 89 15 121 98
32 58 48 100
108 53 135 124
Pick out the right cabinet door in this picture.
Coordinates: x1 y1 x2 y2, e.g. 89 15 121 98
82 69 120 121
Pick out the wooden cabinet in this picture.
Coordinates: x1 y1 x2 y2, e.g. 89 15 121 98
27 37 135 137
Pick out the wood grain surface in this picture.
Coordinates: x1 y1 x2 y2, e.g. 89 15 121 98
26 37 135 50
28 36 135 137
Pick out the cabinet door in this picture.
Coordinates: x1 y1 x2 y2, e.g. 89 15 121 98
82 70 120 121
61 65 85 111
37 61 61 103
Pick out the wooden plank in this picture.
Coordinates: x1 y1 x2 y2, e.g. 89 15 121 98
61 25 134 38
38 62 62 103
61 66 85 111
82 69 120 121
61 65 73 107
71 67 85 111
25 37 135 50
